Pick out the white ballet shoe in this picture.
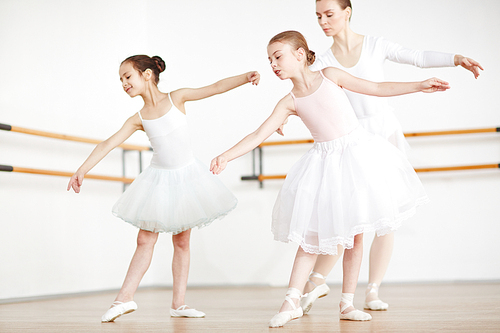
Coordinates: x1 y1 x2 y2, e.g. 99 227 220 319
269 288 303 328
170 305 205 318
364 283 389 311
339 293 372 321
101 301 138 322
300 271 330 314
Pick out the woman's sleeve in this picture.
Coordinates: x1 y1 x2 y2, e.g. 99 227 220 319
381 37 455 68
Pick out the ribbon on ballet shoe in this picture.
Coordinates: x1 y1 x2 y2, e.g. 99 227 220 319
339 293 372 321
269 288 303 327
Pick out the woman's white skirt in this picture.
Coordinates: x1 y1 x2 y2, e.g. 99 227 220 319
112 159 237 234
271 126 428 255
358 109 410 154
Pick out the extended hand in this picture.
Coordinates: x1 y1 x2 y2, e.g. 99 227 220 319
67 172 84 193
247 71 261 86
421 78 451 93
210 155 228 175
275 116 289 136
455 55 483 79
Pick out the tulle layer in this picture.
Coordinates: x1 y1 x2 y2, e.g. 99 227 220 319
271 126 428 255
112 159 237 234
358 109 410 154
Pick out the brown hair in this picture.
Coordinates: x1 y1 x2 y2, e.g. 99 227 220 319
121 55 166 85
268 31 316 66
317 0 352 20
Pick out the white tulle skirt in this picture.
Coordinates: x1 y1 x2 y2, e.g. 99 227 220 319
358 109 410 154
271 126 428 255
112 159 237 234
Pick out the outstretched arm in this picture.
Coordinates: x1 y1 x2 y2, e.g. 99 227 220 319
382 38 483 78
323 67 450 98
454 55 483 79
172 71 260 105
210 96 295 175
67 114 142 193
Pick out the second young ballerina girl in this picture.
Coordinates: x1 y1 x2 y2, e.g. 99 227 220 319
68 55 260 322
210 31 449 327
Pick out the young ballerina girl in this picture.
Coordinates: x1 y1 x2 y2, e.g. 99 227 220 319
210 31 449 327
299 0 483 314
67 55 260 322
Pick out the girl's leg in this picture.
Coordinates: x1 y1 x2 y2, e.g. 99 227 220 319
365 232 394 309
280 246 318 312
300 246 343 314
339 234 371 321
102 229 158 322
171 229 191 309
115 229 159 302
303 248 343 294
168 229 205 318
269 246 317 328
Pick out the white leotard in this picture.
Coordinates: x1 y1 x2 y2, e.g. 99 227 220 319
138 94 194 169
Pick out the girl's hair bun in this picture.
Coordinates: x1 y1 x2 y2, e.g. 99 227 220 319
307 50 316 66
152 56 166 73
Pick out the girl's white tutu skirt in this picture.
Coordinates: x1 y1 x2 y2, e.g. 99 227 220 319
358 109 410 154
112 159 237 234
272 126 428 255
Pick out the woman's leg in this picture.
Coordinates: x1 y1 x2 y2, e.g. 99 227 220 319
365 232 394 306
115 229 159 303
171 229 191 309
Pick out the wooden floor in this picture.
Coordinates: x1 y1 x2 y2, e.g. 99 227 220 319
0 282 499 332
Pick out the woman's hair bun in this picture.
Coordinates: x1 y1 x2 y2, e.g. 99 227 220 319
152 56 166 73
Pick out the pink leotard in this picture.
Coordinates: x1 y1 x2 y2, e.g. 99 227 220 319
290 70 359 142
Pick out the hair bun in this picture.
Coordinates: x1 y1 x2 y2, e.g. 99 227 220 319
307 50 316 66
152 56 166 73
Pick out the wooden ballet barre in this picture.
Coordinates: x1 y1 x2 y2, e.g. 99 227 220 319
259 139 314 147
258 127 500 147
404 127 500 137
0 165 134 184
242 163 500 183
0 123 151 151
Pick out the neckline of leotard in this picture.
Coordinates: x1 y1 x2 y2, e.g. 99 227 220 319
327 35 366 69
290 71 331 100
138 93 183 121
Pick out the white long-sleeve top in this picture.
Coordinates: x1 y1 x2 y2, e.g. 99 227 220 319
310 35 455 119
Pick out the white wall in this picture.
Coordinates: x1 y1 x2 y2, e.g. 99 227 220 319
1 0 499 300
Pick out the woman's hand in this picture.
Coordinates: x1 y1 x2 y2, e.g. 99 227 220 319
210 155 229 175
420 78 451 93
67 171 85 193
247 71 261 85
455 55 484 79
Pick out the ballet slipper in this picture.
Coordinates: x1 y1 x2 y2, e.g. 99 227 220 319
101 301 138 322
269 288 303 328
170 305 205 318
364 283 389 311
300 271 330 314
339 293 372 321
